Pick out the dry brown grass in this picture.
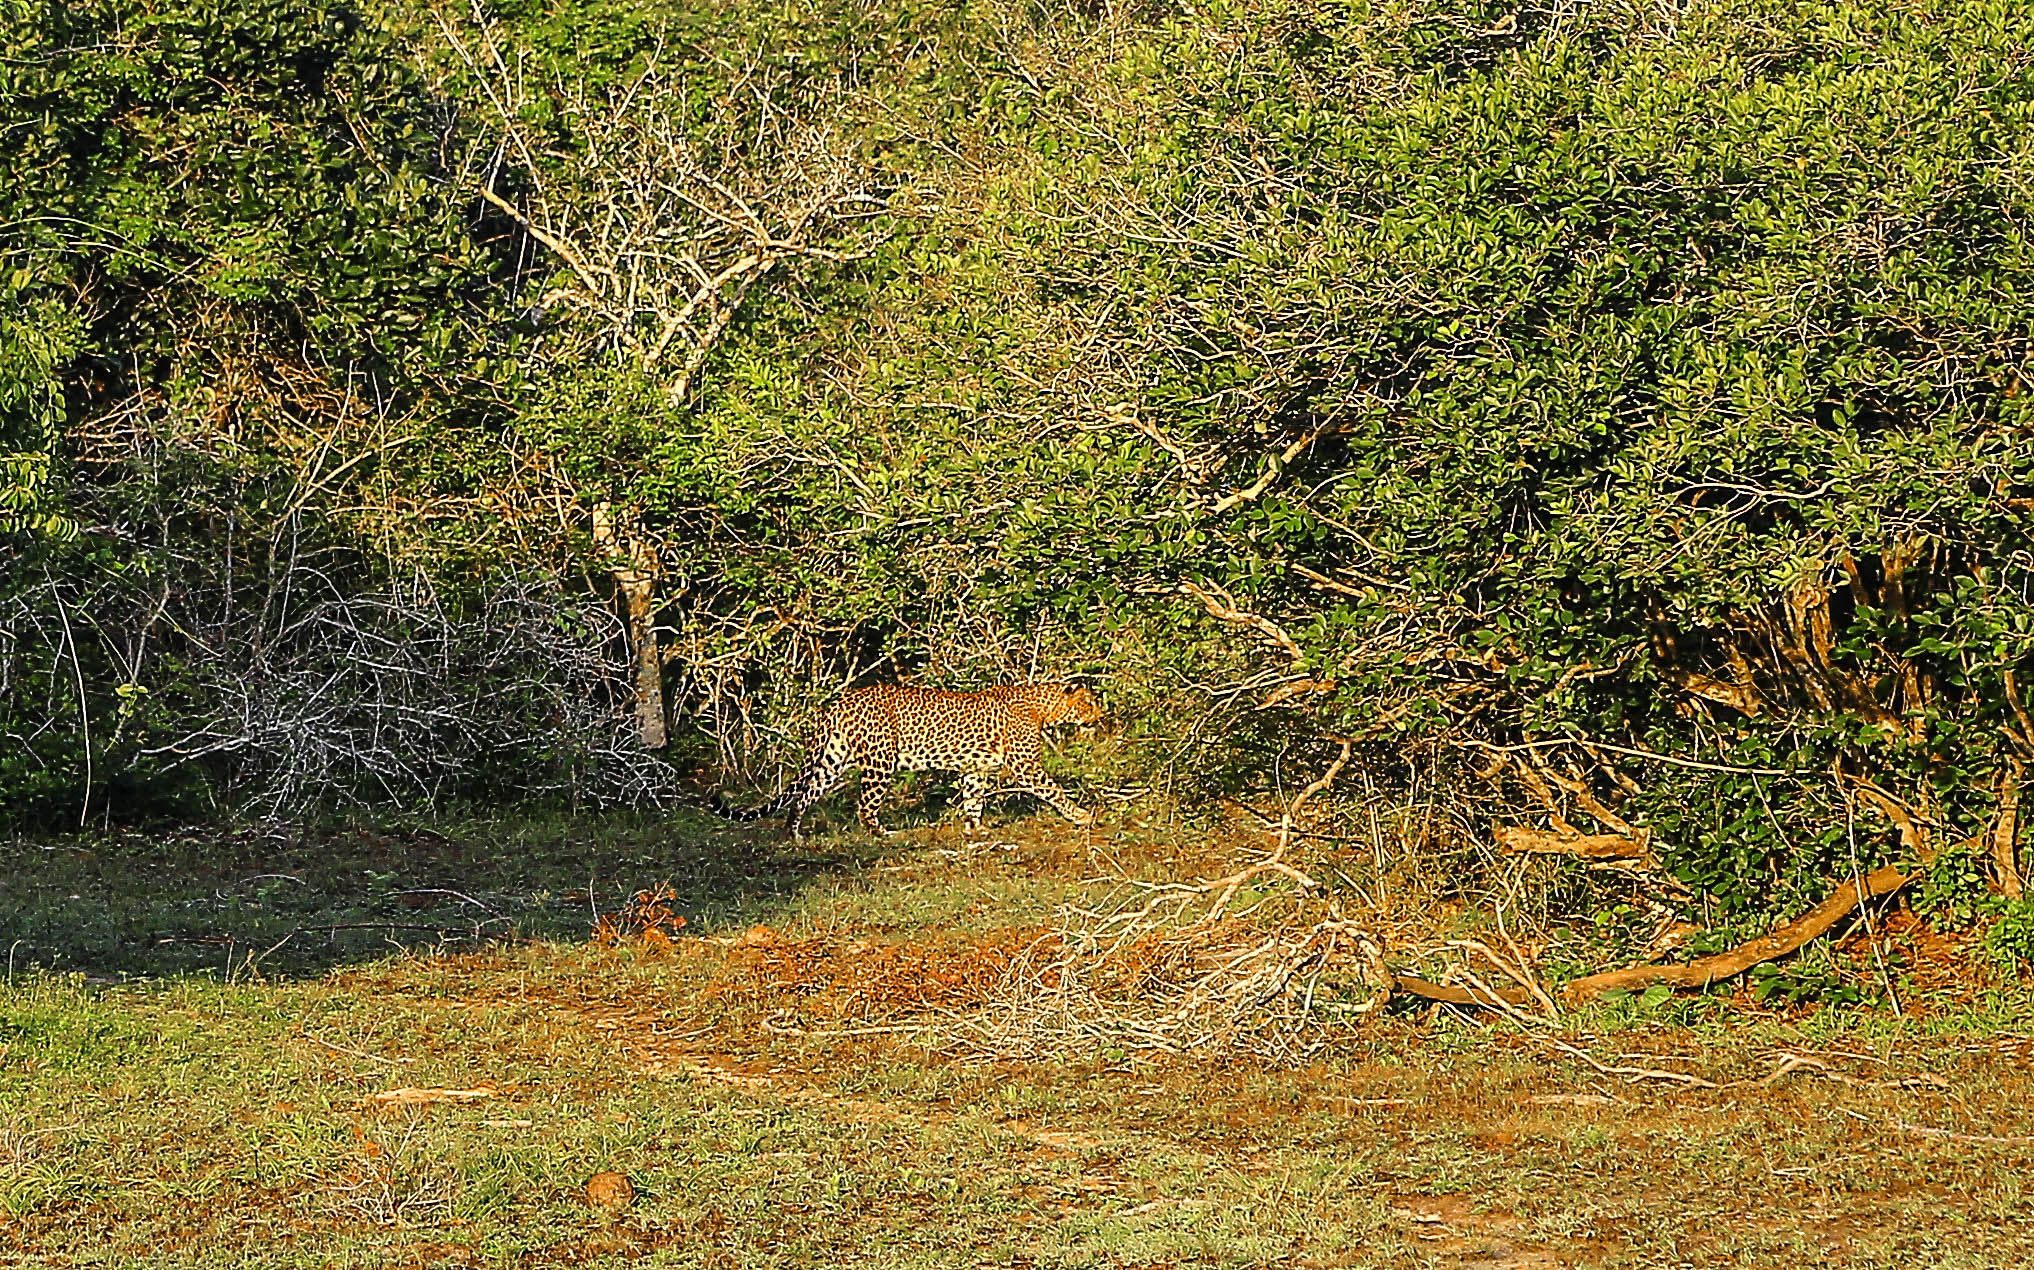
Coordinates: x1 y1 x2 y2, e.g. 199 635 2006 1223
709 924 1061 1020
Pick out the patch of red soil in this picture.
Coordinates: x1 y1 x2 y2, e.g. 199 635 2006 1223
1835 904 1987 1006
1388 1195 1570 1268
706 927 1063 1019
592 882 687 952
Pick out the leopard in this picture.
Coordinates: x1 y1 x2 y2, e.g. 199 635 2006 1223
714 681 1103 840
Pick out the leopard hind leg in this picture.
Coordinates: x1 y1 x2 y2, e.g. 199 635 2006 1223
782 736 855 843
854 764 897 837
958 772 992 834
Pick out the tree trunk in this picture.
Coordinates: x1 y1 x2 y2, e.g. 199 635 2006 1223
1995 762 2024 900
592 502 666 750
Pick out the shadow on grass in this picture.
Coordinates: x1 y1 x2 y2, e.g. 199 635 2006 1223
0 806 902 981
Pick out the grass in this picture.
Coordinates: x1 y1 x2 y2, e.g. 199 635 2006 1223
4 806 2034 1267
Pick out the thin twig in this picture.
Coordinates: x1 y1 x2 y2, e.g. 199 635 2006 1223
1541 1035 1720 1088
1890 1120 2034 1147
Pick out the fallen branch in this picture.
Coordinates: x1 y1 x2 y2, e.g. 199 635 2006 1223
363 1086 500 1106
1760 1051 1949 1091
1562 864 1909 1004
1542 1036 1720 1088
1495 825 1654 862
1392 973 1533 1010
1447 937 1561 1021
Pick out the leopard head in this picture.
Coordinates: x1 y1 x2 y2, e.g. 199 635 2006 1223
1054 682 1104 726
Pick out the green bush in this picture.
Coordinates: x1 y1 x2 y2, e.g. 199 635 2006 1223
941 0 2034 910
0 0 498 820
1985 896 2034 968
8 0 2033 939
540 0 2033 916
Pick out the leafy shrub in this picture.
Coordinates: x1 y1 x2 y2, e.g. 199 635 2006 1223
929 0 2034 911
1983 897 2034 969
1748 961 1872 1008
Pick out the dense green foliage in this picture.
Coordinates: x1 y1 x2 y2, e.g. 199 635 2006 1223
0 0 510 815
1044 0 2034 917
7 0 2034 937
5 0 488 400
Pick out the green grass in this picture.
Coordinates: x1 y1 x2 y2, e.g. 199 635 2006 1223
0 810 899 981
5 812 2034 1267
0 801 1104 983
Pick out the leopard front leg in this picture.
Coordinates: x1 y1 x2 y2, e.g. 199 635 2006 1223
1005 756 1092 827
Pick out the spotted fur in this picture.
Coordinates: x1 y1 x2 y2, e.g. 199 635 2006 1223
717 682 1103 839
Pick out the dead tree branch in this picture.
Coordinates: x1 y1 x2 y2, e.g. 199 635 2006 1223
1179 579 1307 668
1562 864 1910 1003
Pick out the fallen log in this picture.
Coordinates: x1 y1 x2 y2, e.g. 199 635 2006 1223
1562 864 1910 1004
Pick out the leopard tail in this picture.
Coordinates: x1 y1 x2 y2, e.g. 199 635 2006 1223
707 789 792 823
